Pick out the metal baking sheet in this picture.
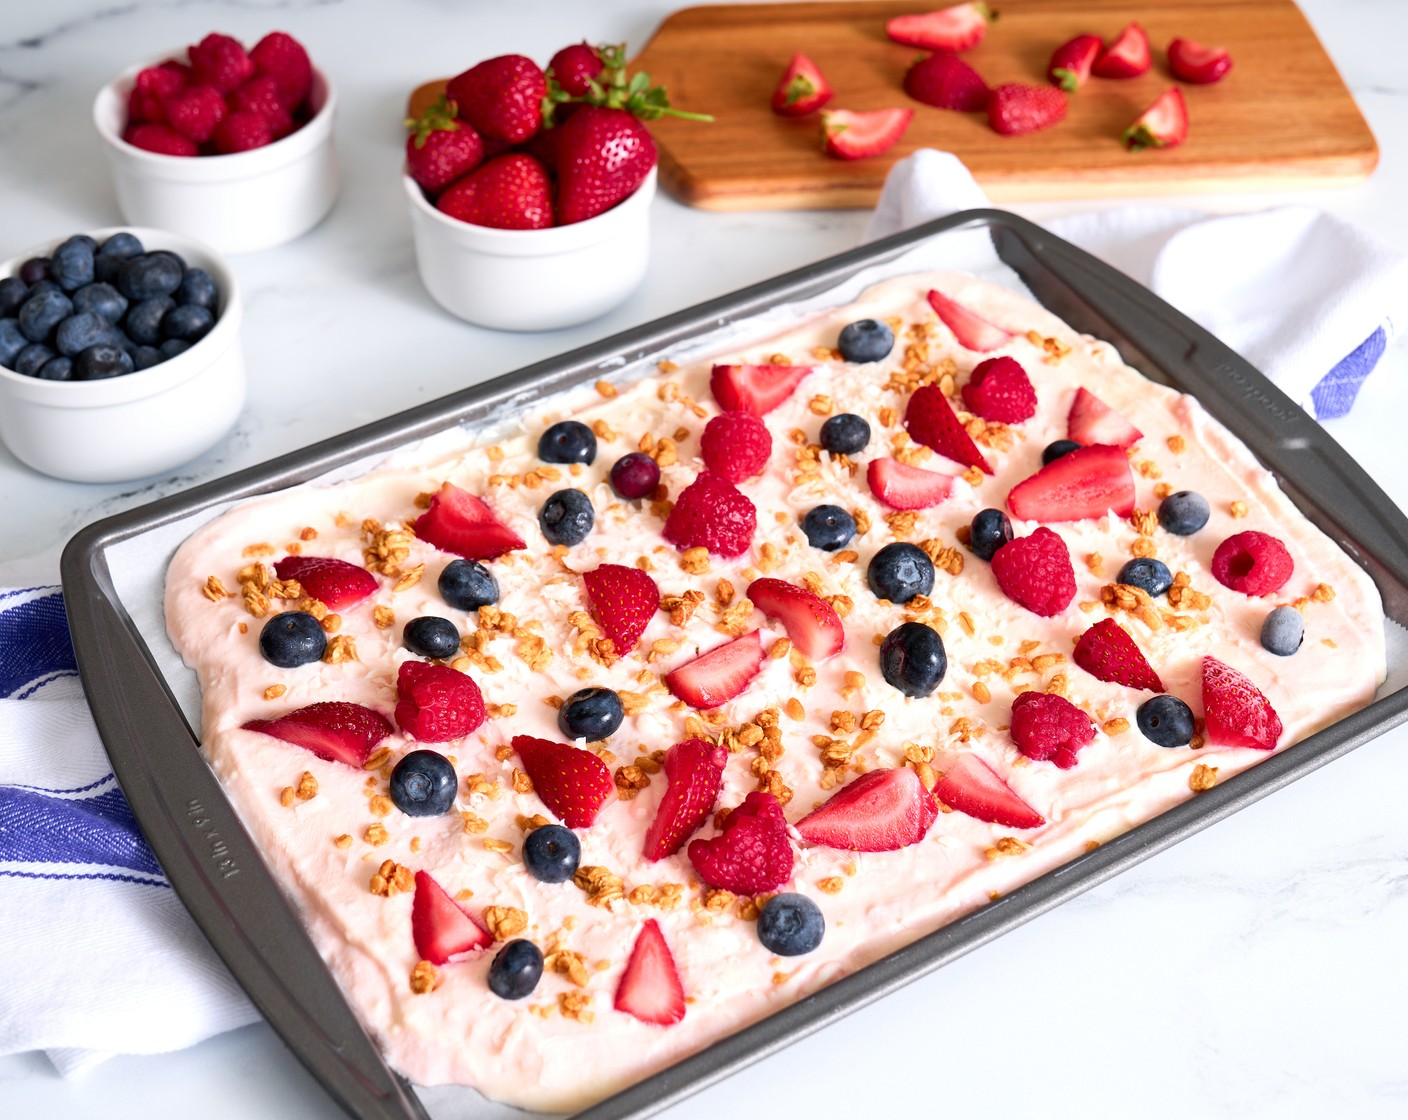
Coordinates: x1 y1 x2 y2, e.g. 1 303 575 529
60 210 1408 1120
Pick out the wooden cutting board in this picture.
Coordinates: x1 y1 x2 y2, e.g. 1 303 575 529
627 0 1378 208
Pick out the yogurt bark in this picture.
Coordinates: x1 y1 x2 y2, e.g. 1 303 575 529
164 272 1386 1113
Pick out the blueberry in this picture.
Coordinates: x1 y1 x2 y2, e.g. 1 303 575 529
0 276 28 318
1042 439 1082 465
969 508 1013 561
132 345 164 371
162 303 214 343
13 343 55 377
36 356 74 381
389 749 458 816
757 893 825 956
18 257 50 285
1157 490 1210 536
1117 558 1173 598
0 318 26 366
17 287 73 342
403 615 462 659
879 621 947 697
537 420 597 465
522 824 581 884
99 232 144 259
72 282 128 323
117 252 183 302
539 488 594 546
25 279 62 302
68 235 99 253
609 451 660 500
56 311 121 357
51 236 95 291
73 344 134 380
176 267 217 310
837 318 895 364
557 686 625 741
1260 605 1305 656
819 413 871 456
1135 694 1196 748
258 611 326 666
487 939 544 1000
867 542 935 604
801 504 856 551
124 297 175 345
438 558 499 611
160 338 191 359
93 253 123 285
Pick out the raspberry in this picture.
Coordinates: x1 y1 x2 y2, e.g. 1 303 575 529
700 410 772 483
212 110 273 154
188 33 255 94
228 75 294 139
687 791 794 893
127 64 186 124
1009 691 1096 768
162 85 226 143
1211 530 1294 596
394 661 486 743
125 123 198 157
960 356 1036 423
250 31 313 111
662 471 756 557
990 527 1075 616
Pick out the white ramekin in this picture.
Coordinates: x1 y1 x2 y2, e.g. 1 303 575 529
403 166 656 331
0 227 245 483
92 57 340 255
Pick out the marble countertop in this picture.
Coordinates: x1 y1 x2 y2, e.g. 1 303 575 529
2 1 1406 1117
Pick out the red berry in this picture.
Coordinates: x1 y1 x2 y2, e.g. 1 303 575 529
988 83 1068 136
794 768 938 852
820 108 913 160
125 123 198 157
614 919 686 1026
608 452 660 500
189 33 255 94
1168 38 1233 85
1202 655 1283 751
447 54 546 145
1009 691 1097 769
128 64 187 125
664 631 766 709
643 738 728 860
990 527 1076 617
249 31 313 111
904 382 992 474
405 124 484 194
1123 88 1190 152
512 734 615 827
394 661 486 743
903 53 989 112
436 153 554 231
662 471 756 557
1047 34 1103 92
772 53 834 117
747 577 845 660
709 363 813 415
555 105 658 225
700 410 772 483
548 42 603 97
411 871 491 964
581 563 660 653
162 84 226 143
1072 617 1164 691
688 791 794 893
866 457 957 510
414 482 526 561
886 2 993 51
229 75 295 140
927 288 1013 352
1066 386 1142 447
961 356 1036 423
933 752 1045 828
242 701 393 768
273 555 377 610
1006 443 1137 523
1092 22 1152 79
212 110 273 154
1211 531 1294 596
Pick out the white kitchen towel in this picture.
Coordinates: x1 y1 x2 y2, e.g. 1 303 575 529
0 579 257 1077
866 149 1408 419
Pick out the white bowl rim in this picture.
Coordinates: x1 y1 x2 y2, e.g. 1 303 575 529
0 225 242 407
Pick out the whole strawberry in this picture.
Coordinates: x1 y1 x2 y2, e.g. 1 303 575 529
555 105 658 225
189 32 254 94
405 95 485 195
436 153 553 230
250 31 313 111
903 53 989 112
447 54 546 144
548 42 605 97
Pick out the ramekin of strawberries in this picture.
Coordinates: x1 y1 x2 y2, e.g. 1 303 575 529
402 42 709 331
93 32 340 254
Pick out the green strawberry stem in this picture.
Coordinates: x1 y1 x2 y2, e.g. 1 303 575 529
541 41 713 126
404 94 459 148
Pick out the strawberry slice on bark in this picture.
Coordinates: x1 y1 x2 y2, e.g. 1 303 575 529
1202 656 1283 751
242 701 393 767
1168 38 1233 84
1007 443 1136 521
1066 387 1142 448
615 918 686 1026
1092 22 1152 78
643 738 728 860
411 870 492 964
414 482 525 561
927 289 1014 352
747 578 845 660
933 752 1045 829
772 53 833 116
582 563 660 653
886 2 993 51
512 734 615 827
820 108 914 160
710 363 812 415
1123 88 1189 152
794 767 938 852
867 457 958 509
273 555 377 610
1073 618 1164 691
688 790 794 893
904 383 992 474
664 631 765 709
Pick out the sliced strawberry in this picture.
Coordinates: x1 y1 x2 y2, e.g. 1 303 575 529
273 555 377 610
1202 655 1283 751
1006 444 1136 522
1168 38 1233 84
867 457 958 509
664 631 765 709
242 701 393 768
643 738 728 860
411 870 492 964
794 767 938 852
1073 618 1164 691
747 578 845 660
926 289 1014 352
772 52 834 116
904 383 992 474
395 661 486 742
512 734 615 828
1123 88 1189 152
413 482 525 561
933 752 1045 829
710 363 813 415
1048 34 1102 92
820 108 914 160
614 919 686 1026
1066 387 1142 448
581 563 660 653
1092 22 1152 79
988 82 1069 136
886 2 993 51
687 791 794 893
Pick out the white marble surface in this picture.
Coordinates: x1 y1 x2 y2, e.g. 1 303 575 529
2 1 1407 1117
